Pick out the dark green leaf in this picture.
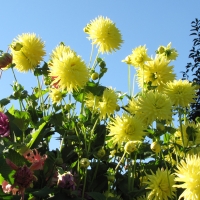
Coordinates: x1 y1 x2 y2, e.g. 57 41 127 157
87 192 106 200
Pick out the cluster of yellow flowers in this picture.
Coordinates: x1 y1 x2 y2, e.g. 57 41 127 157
7 16 200 200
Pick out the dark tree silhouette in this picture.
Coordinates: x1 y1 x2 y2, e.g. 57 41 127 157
182 18 200 122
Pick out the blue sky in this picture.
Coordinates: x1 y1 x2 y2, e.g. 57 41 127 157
1 1 200 149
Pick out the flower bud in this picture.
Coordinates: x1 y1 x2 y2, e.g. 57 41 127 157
0 53 12 69
157 46 165 54
107 175 115 183
124 141 137 154
156 122 165 131
150 141 161 154
11 42 23 51
115 105 120 111
80 158 90 168
96 148 106 158
99 60 106 68
122 55 131 64
91 72 99 80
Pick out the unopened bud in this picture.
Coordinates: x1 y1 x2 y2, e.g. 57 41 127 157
96 148 106 158
11 42 23 51
124 141 137 154
150 141 161 154
80 158 90 168
91 72 99 80
157 46 165 54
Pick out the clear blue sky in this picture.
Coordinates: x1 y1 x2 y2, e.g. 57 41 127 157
1 1 200 149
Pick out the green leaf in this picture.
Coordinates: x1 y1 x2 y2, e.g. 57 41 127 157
6 149 27 167
87 192 106 200
8 106 31 131
31 186 54 198
0 155 14 185
27 121 47 149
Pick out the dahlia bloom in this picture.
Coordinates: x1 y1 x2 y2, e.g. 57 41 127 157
137 56 176 91
107 113 145 145
157 42 178 61
49 88 63 104
85 92 101 112
57 171 76 190
84 16 123 53
128 45 151 68
5 158 38 200
146 168 176 200
127 91 173 125
11 33 46 72
164 79 197 107
50 43 75 62
0 112 10 137
98 88 118 119
174 155 200 200
49 50 89 92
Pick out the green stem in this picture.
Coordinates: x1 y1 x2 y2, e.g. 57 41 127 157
178 108 186 155
88 44 94 68
36 75 46 117
131 153 137 191
90 159 100 189
91 50 100 70
128 64 131 96
82 169 87 200
115 152 126 172
11 67 17 82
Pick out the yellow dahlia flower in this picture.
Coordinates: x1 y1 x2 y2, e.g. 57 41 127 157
49 88 63 104
137 56 176 91
85 92 100 112
98 88 118 119
49 51 89 92
174 155 200 200
85 16 123 53
107 113 145 145
11 33 46 72
50 43 75 62
128 91 172 125
146 168 176 200
174 122 200 147
164 79 196 107
128 45 151 68
157 42 178 61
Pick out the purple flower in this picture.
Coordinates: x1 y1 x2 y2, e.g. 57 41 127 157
0 112 10 137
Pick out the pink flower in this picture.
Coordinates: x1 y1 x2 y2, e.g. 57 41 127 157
0 112 10 137
23 149 47 170
2 180 19 195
